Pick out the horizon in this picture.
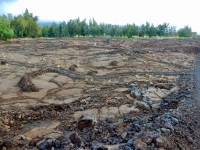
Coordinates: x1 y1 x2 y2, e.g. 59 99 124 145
1 0 200 33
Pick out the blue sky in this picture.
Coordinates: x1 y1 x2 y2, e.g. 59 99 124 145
1 0 200 33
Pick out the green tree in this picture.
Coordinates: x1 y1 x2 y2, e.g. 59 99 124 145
115 26 123 37
122 25 128 37
157 22 169 37
74 18 81 36
79 19 88 36
48 22 58 37
58 21 68 37
42 25 50 37
62 21 69 37
0 15 14 41
149 24 157 37
67 19 76 37
89 18 99 37
110 25 117 37
178 26 193 37
58 22 63 37
145 22 157 38
23 9 41 37
11 15 27 37
11 9 41 38
139 24 146 37
145 22 150 36
125 24 138 38
127 24 133 38
99 23 106 36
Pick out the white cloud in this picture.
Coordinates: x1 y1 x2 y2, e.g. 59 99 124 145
4 0 200 33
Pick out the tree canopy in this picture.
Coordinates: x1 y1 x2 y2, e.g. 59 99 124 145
0 9 197 41
178 26 193 37
11 9 41 38
0 15 14 41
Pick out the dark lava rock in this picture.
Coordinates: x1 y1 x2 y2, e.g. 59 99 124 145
126 139 133 147
108 123 116 132
105 118 112 123
155 137 171 149
130 87 141 98
109 137 118 144
1 60 8 65
2 141 13 149
131 123 141 132
155 137 164 148
36 136 56 150
91 143 108 150
46 138 54 149
36 139 47 150
118 144 133 150
171 117 179 125
160 128 171 135
102 136 108 143
78 117 93 130
69 132 82 147
121 131 128 139
139 132 155 145
29 137 43 146
164 122 174 132
130 82 138 87
124 146 134 150
87 70 98 76
187 136 194 143
54 140 61 148
109 60 119 66
133 139 147 149
123 117 137 123
135 101 150 110
69 64 78 71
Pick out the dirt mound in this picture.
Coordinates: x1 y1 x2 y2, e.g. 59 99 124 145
109 60 119 66
0 60 8 65
69 64 78 71
87 70 98 76
18 74 39 92
17 69 58 92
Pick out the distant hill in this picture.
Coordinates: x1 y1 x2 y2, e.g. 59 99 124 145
37 20 59 27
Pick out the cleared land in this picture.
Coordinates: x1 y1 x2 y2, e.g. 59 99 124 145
0 38 200 150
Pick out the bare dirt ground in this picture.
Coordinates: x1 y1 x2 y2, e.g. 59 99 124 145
0 38 200 150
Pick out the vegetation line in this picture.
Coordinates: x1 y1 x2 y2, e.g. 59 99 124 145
0 9 198 41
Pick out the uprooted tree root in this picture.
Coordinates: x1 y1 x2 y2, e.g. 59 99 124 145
17 68 58 92
18 74 39 92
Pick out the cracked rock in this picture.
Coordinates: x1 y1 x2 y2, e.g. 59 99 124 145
78 116 93 130
69 132 82 147
135 100 150 110
131 87 141 97
69 64 78 71
133 139 147 149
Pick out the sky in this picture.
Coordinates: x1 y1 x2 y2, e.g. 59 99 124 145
1 0 200 33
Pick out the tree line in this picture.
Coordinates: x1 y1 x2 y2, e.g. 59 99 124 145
0 9 197 41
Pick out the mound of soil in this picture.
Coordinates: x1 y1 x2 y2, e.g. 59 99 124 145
69 64 78 71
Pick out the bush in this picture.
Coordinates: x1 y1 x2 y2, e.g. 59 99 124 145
178 26 192 37
0 16 14 41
